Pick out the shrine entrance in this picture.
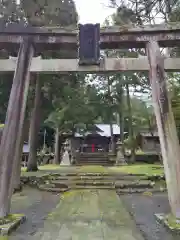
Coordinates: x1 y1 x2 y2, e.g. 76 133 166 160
0 22 180 217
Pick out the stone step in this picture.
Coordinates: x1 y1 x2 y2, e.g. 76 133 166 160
38 183 115 191
77 155 108 159
76 161 110 163
49 175 145 181
77 153 108 157
51 180 115 186
77 161 109 163
117 188 166 194
49 172 145 177
77 158 109 160
49 180 152 188
115 180 153 189
78 160 108 162
38 184 69 192
71 185 115 189
76 163 112 165
77 156 108 161
39 185 165 193
75 164 111 166
78 156 108 158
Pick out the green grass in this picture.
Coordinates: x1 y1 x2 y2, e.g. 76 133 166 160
21 170 48 178
21 163 164 177
21 164 62 177
109 164 164 176
39 164 61 171
21 164 61 172
77 165 108 173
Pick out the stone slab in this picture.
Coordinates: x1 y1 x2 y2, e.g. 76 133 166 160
155 213 180 234
0 214 26 236
32 190 144 239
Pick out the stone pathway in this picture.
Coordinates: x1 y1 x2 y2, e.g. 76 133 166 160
121 193 180 240
32 190 144 240
9 188 60 240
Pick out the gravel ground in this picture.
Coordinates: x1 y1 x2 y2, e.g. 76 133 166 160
119 192 180 240
9 187 60 240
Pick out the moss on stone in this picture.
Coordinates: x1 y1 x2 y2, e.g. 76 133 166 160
155 213 180 233
0 215 16 225
0 214 25 236
154 180 166 189
38 190 143 239
166 214 180 230
0 214 24 225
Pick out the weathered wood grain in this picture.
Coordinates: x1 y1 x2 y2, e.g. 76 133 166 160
27 75 42 172
147 41 180 218
0 22 180 49
0 37 34 217
0 57 179 72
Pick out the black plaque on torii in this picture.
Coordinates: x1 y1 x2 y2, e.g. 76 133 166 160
78 23 100 65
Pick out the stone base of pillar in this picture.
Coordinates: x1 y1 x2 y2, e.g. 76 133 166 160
116 147 127 165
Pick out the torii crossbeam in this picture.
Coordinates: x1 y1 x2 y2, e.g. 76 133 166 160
0 57 180 73
0 22 180 49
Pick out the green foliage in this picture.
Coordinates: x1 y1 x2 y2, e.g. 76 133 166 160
127 97 155 134
21 0 78 26
111 5 142 25
124 136 137 149
45 77 98 133
98 6 153 141
0 75 13 122
0 0 25 23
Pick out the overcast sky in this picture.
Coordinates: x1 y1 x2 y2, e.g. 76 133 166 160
75 0 115 24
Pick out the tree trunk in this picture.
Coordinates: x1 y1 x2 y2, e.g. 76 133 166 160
13 110 29 191
107 76 116 154
54 128 60 164
109 123 115 152
119 86 125 152
0 38 33 218
147 41 180 218
13 137 24 191
27 75 41 172
119 111 125 149
126 83 135 162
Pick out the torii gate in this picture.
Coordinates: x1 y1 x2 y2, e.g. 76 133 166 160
0 22 180 218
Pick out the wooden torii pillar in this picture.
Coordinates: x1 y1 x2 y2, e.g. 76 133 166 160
147 41 180 218
0 37 34 218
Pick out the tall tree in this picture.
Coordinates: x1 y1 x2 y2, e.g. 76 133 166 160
22 0 78 171
102 5 149 158
27 76 42 171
